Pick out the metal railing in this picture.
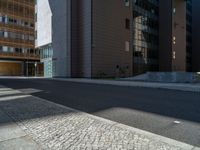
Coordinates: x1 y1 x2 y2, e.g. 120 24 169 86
0 23 34 35
0 37 34 48
0 52 40 60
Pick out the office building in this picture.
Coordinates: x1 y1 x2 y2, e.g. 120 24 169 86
37 0 198 78
159 0 193 72
133 0 159 75
35 0 53 77
36 0 132 78
0 0 41 76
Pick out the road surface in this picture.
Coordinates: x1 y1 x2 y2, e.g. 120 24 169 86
0 78 199 146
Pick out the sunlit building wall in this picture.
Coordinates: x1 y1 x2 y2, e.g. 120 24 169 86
35 0 53 77
0 0 40 76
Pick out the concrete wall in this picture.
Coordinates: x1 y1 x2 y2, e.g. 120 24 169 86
172 0 187 71
192 0 200 72
48 0 71 77
36 0 52 47
38 0 92 78
92 0 133 77
38 0 133 78
71 0 132 78
78 0 92 78
159 0 187 72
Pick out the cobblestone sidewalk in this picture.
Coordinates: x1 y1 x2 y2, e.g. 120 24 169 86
0 86 199 150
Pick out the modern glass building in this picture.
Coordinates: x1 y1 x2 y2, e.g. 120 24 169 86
0 0 41 76
39 44 53 77
133 0 159 75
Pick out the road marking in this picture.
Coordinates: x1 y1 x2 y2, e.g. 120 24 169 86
174 121 181 124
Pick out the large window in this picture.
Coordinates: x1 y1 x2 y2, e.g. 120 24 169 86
124 0 130 7
0 15 34 29
0 30 34 41
125 18 130 29
133 0 159 74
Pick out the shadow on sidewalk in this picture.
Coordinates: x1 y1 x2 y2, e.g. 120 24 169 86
0 92 75 126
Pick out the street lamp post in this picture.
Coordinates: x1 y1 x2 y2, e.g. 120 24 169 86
26 59 29 77
35 62 37 77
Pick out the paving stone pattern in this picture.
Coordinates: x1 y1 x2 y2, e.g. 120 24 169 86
0 88 197 150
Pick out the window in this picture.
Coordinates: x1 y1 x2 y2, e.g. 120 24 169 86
173 8 176 14
125 41 130 52
173 51 176 59
173 36 176 44
124 0 130 7
3 46 8 52
125 18 130 29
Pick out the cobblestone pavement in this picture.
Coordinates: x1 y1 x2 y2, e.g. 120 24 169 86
0 86 199 150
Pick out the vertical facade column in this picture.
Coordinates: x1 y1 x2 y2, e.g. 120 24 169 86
192 0 200 72
159 0 187 72
78 0 92 78
171 0 187 71
49 0 71 77
159 0 173 71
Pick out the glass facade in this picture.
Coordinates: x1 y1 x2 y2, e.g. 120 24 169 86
40 44 53 77
132 0 159 75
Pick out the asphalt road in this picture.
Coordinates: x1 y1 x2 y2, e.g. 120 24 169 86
0 78 200 146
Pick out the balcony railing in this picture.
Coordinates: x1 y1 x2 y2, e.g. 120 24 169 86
0 52 40 60
0 23 34 35
12 0 35 8
0 9 35 20
0 37 34 48
0 0 35 9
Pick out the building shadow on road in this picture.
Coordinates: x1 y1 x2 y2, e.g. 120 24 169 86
0 78 200 124
0 79 200 147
